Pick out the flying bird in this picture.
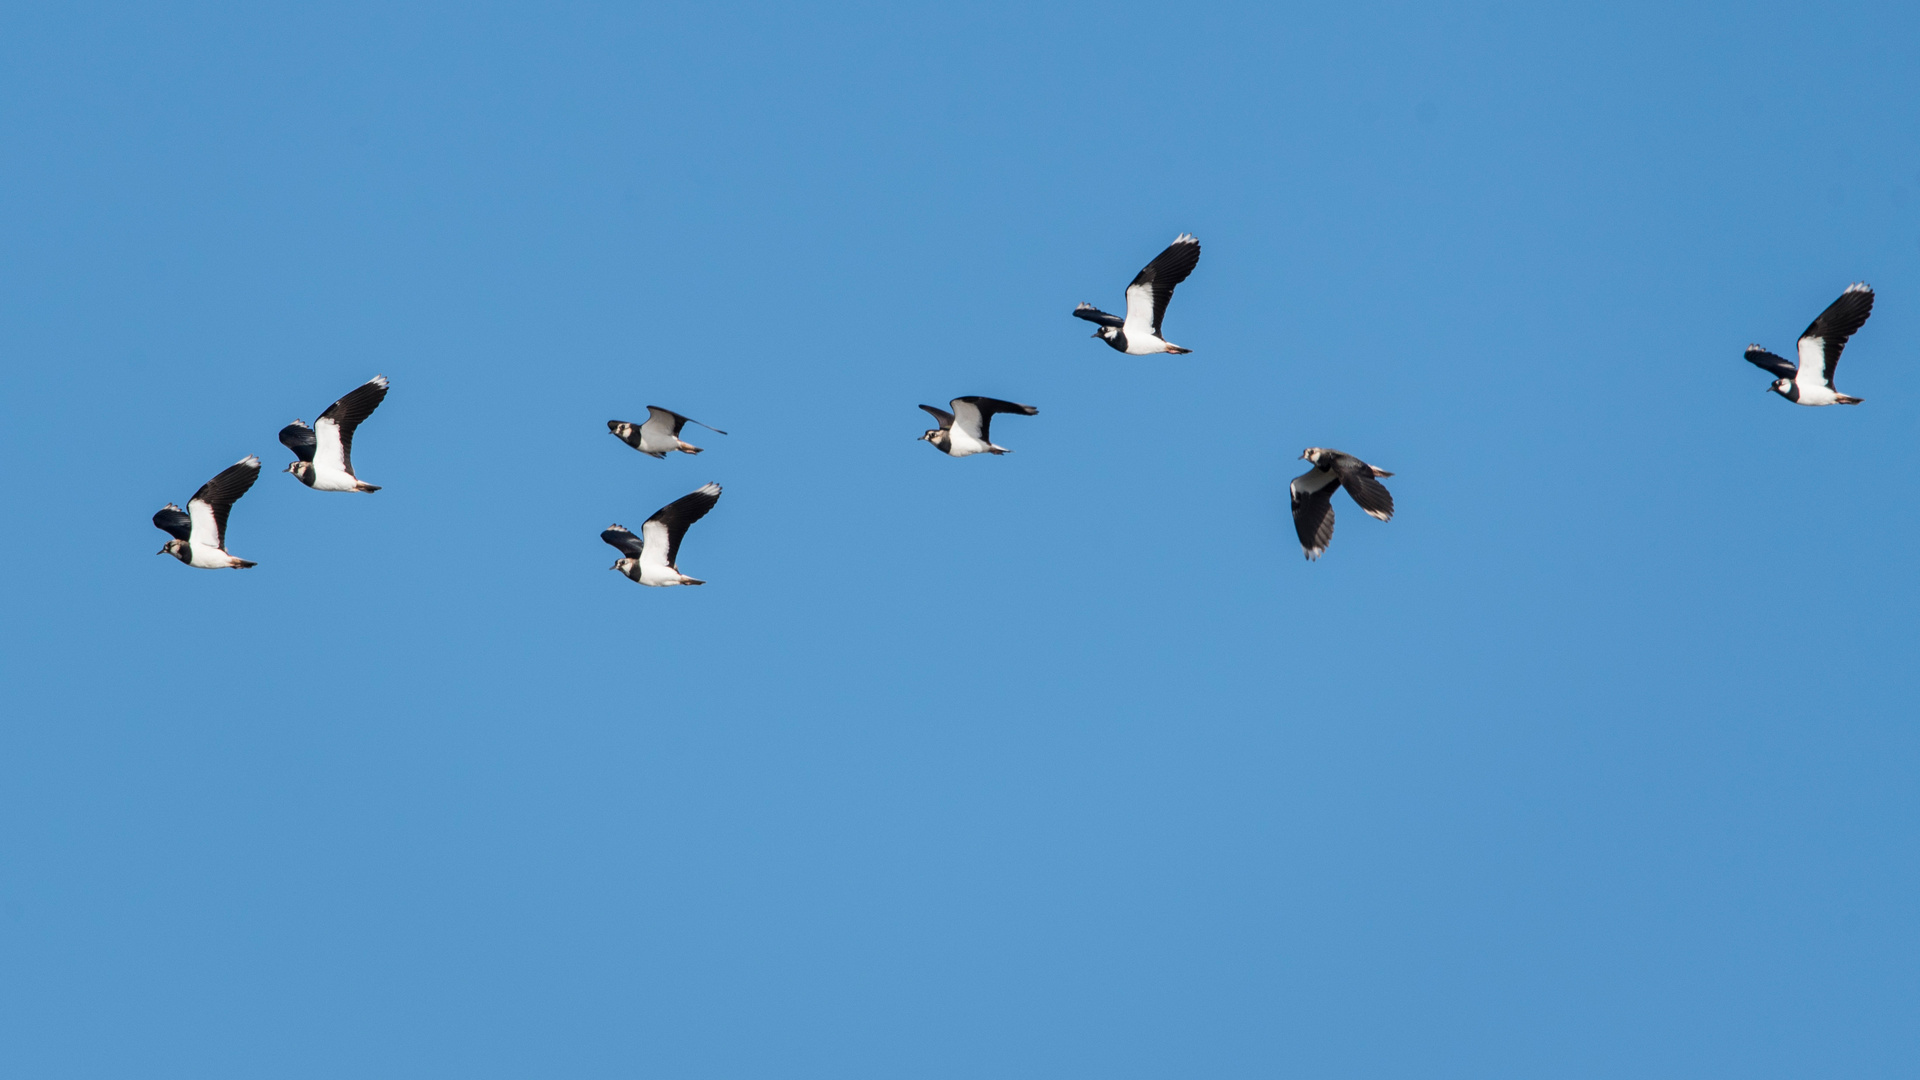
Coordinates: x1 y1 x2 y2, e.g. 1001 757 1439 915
602 482 722 586
918 397 1038 457
1290 448 1394 561
154 455 262 569
608 407 728 458
1073 233 1201 354
1745 283 1874 405
280 375 389 490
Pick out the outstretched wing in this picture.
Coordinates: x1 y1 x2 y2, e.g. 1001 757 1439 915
641 406 687 442
1123 233 1200 337
918 404 955 430
1290 468 1338 560
152 503 193 542
278 420 317 462
950 396 1037 443
1796 283 1873 390
600 524 647 559
1743 346 1796 380
314 375 389 475
643 482 721 570
187 455 261 550
1072 302 1124 328
1330 455 1394 522
649 405 726 436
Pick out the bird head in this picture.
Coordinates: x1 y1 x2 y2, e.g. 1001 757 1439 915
158 539 186 559
285 461 310 478
1769 378 1792 397
1300 447 1325 463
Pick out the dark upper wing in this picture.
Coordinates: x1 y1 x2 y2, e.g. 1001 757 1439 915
1797 283 1874 384
646 482 721 568
1743 346 1797 380
1129 234 1200 334
1072 302 1124 328
152 503 193 541
918 404 955 430
600 524 647 559
190 455 262 549
1329 454 1394 522
278 420 317 462
1290 468 1338 560
316 375 390 470
650 405 726 436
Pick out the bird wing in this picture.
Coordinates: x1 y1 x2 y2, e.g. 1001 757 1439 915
1122 234 1200 337
1743 346 1797 380
1330 455 1394 522
152 503 193 542
278 420 317 462
643 482 721 570
1796 283 1873 390
1072 302 1124 328
1290 468 1339 560
600 524 647 559
313 375 389 475
649 406 726 436
642 406 687 441
918 404 955 430
187 455 261 550
951 396 1037 444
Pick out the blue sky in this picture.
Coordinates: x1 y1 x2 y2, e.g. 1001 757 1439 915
3 2 1918 1076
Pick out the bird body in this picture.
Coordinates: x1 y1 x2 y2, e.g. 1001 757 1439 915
602 483 722 586
918 396 1038 457
1746 284 1873 406
609 407 727 458
1074 234 1201 355
281 375 389 490
1290 448 1394 560
154 456 262 569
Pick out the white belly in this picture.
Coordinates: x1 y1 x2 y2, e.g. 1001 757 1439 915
1794 384 1841 406
309 466 361 491
946 430 992 456
187 543 235 568
1122 333 1170 355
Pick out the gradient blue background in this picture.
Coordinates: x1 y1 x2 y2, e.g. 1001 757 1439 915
3 2 1918 1076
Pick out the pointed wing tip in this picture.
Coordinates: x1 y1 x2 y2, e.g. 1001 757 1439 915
698 482 721 496
369 374 390 388
239 455 261 468
1846 282 1873 295
1172 232 1199 245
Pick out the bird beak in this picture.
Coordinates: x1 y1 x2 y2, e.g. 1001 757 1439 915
609 562 619 571
156 546 168 555
1090 330 1101 338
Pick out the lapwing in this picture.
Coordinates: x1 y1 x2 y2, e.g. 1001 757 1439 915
154 455 262 569
608 407 727 458
1073 233 1201 355
918 397 1038 457
1746 283 1874 405
280 375 389 490
1290 448 1394 561
602 483 722 586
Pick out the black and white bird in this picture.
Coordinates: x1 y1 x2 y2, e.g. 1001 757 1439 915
279 375 389 490
1290 448 1394 561
918 397 1038 457
1746 283 1874 406
601 483 722 587
608 407 728 458
153 455 262 569
1073 233 1201 355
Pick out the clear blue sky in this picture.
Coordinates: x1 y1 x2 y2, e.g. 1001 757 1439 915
3 2 1918 1076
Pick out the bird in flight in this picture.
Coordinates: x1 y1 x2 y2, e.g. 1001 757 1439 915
280 375 390 490
918 397 1038 457
1073 233 1201 355
1290 447 1394 561
1745 283 1874 406
154 455 262 569
609 407 728 458
602 483 723 586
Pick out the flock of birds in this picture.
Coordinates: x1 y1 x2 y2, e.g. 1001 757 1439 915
153 235 1884 578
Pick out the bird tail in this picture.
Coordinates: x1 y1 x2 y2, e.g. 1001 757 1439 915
680 576 707 586
988 445 1011 455
1163 344 1192 354
234 559 258 569
678 444 704 454
355 482 382 492
1837 395 1864 405
1369 467 1394 478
